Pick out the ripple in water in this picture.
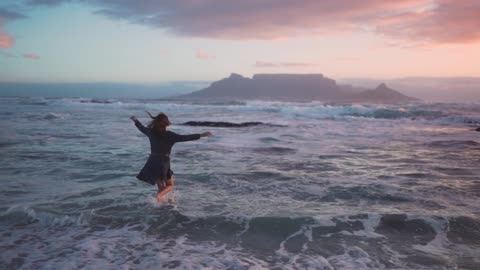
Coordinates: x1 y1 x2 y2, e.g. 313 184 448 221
1 97 479 269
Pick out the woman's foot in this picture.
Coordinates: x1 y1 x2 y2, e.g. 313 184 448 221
156 192 166 202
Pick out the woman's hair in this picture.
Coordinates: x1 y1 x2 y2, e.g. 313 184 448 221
146 111 171 135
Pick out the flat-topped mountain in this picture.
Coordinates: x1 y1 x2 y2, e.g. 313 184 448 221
181 73 417 103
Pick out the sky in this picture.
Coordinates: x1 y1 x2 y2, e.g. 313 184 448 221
0 0 479 83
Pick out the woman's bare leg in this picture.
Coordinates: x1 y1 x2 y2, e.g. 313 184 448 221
156 180 166 200
156 176 174 202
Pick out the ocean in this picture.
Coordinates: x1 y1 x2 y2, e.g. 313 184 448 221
0 96 479 269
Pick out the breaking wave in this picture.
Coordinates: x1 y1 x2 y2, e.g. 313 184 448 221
16 97 480 126
2 204 479 269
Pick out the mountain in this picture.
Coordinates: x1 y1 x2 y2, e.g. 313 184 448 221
349 83 417 103
339 77 480 103
185 73 254 99
180 73 416 103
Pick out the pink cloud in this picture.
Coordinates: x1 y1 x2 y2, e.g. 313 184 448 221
375 0 480 44
160 49 168 55
0 31 14 48
25 0 480 45
254 61 317 68
331 57 362 61
0 7 27 48
91 0 433 40
23 53 40 60
254 61 279 68
282 62 317 67
195 49 213 59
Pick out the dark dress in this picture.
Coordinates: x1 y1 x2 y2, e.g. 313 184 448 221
134 121 201 185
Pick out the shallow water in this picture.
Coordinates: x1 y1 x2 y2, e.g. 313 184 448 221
1 97 480 269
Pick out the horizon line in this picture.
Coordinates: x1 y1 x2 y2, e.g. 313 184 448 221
2 75 480 85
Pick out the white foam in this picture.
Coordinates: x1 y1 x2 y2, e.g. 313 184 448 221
312 215 336 227
43 112 69 120
328 246 389 270
3 205 87 227
353 214 384 238
409 216 448 255
40 96 480 127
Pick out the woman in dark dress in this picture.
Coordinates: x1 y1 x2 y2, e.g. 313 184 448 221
130 112 212 201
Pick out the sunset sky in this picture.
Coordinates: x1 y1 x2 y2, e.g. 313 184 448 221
1 0 479 83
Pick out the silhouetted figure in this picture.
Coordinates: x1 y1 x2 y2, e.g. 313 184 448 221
130 112 212 202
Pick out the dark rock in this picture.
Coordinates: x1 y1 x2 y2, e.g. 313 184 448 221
240 217 313 254
447 216 480 245
375 214 436 244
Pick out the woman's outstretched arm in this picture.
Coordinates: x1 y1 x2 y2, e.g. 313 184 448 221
172 131 212 143
130 116 151 136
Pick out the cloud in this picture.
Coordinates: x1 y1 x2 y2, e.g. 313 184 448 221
377 0 480 44
254 61 317 68
281 62 317 67
0 32 14 48
0 8 27 21
27 0 67 6
22 0 480 44
195 49 213 59
331 57 362 61
159 48 169 55
253 61 278 68
23 53 39 59
0 8 27 48
0 51 16 58
85 1 431 40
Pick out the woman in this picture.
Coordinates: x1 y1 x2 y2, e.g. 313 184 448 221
130 112 212 201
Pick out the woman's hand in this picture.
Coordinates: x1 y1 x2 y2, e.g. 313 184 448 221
201 132 213 137
130 116 138 122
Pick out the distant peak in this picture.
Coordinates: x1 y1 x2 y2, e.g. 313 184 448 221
229 73 244 79
376 83 389 90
